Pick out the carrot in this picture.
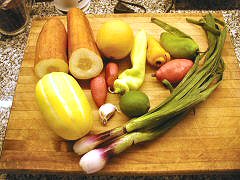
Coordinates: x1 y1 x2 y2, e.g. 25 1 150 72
105 62 119 89
34 17 68 78
67 8 103 79
153 59 193 84
90 73 107 107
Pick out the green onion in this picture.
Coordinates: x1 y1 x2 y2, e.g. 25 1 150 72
73 127 124 155
80 112 188 174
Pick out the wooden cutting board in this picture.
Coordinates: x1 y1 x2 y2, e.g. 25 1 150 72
0 13 240 175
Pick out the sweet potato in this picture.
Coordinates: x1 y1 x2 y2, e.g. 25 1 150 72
90 73 107 107
153 59 193 84
105 62 119 89
67 8 103 79
34 17 68 78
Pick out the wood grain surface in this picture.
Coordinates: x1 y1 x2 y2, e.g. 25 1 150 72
0 13 239 175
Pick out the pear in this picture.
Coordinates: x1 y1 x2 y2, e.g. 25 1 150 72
147 36 171 68
160 32 199 59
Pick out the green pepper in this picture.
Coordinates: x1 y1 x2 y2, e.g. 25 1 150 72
160 32 199 59
113 29 147 94
151 17 199 59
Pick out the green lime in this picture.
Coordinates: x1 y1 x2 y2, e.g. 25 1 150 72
119 91 150 118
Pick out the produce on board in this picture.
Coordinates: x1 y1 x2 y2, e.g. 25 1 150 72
147 36 171 67
33 9 227 174
76 14 227 173
67 8 103 79
34 18 68 78
96 20 134 60
35 72 93 140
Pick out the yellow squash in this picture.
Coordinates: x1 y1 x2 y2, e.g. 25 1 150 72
35 72 93 140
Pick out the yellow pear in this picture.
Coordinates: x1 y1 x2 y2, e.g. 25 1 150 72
147 36 171 67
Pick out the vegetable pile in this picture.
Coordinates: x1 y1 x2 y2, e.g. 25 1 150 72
73 13 227 173
34 8 227 174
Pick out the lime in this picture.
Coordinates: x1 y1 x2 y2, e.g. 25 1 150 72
119 91 150 118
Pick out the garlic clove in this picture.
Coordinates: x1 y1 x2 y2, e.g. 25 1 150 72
99 103 118 125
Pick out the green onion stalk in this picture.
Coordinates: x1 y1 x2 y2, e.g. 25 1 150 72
80 111 187 174
76 13 227 174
